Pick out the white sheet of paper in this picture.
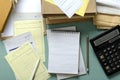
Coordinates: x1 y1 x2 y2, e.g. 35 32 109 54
53 0 83 18
97 5 120 15
3 32 37 53
1 0 41 37
57 45 86 80
47 30 80 74
96 0 120 9
14 0 41 13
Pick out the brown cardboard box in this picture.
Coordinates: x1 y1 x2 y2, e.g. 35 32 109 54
42 0 97 16
45 15 93 24
0 0 12 33
42 0 96 24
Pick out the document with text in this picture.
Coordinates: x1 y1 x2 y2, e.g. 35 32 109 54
5 43 39 80
47 30 80 74
53 0 83 18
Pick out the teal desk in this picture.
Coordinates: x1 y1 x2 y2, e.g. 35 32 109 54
45 19 120 80
0 19 120 80
0 41 16 80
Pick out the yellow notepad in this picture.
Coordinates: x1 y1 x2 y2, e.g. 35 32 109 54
5 42 39 80
34 63 51 80
14 20 45 61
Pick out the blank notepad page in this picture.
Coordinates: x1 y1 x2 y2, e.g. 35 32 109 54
47 30 80 74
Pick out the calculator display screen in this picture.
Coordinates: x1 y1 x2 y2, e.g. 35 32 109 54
94 29 119 46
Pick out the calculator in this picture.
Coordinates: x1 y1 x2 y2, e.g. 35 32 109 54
90 25 120 76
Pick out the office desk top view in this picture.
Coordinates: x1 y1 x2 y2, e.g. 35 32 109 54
1 20 120 80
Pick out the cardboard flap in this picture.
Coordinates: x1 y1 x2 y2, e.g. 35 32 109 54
42 0 97 15
0 0 12 32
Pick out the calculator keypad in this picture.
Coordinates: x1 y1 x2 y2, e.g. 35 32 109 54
98 43 120 75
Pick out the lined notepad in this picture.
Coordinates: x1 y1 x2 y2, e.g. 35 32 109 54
57 47 86 80
47 30 80 74
14 20 45 61
5 42 39 80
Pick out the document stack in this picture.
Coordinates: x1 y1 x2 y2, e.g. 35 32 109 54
42 0 96 24
4 32 50 80
94 0 120 29
3 19 51 80
47 27 86 80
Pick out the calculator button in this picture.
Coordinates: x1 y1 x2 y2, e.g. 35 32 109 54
113 49 116 52
118 46 120 49
107 47 110 50
115 52 118 56
105 53 109 56
117 65 120 68
107 70 112 73
108 60 112 64
111 54 114 58
101 59 106 62
105 66 110 70
113 58 116 62
111 63 115 67
103 49 107 53
112 67 116 71
107 56 110 60
111 45 115 48
118 43 120 45
104 63 107 66
100 55 104 59
116 56 120 59
115 61 119 65
98 53 102 56
118 60 120 63
109 51 112 54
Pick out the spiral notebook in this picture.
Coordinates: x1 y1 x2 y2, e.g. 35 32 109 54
47 30 80 74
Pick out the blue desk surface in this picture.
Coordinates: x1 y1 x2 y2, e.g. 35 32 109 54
0 19 120 80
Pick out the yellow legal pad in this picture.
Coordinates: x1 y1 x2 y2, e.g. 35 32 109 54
5 42 39 80
14 20 45 61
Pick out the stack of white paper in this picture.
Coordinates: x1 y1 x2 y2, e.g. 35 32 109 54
4 32 51 80
96 0 120 9
47 29 86 79
97 5 120 15
96 0 120 15
47 30 80 74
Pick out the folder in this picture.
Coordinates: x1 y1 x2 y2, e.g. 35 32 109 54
0 0 12 32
